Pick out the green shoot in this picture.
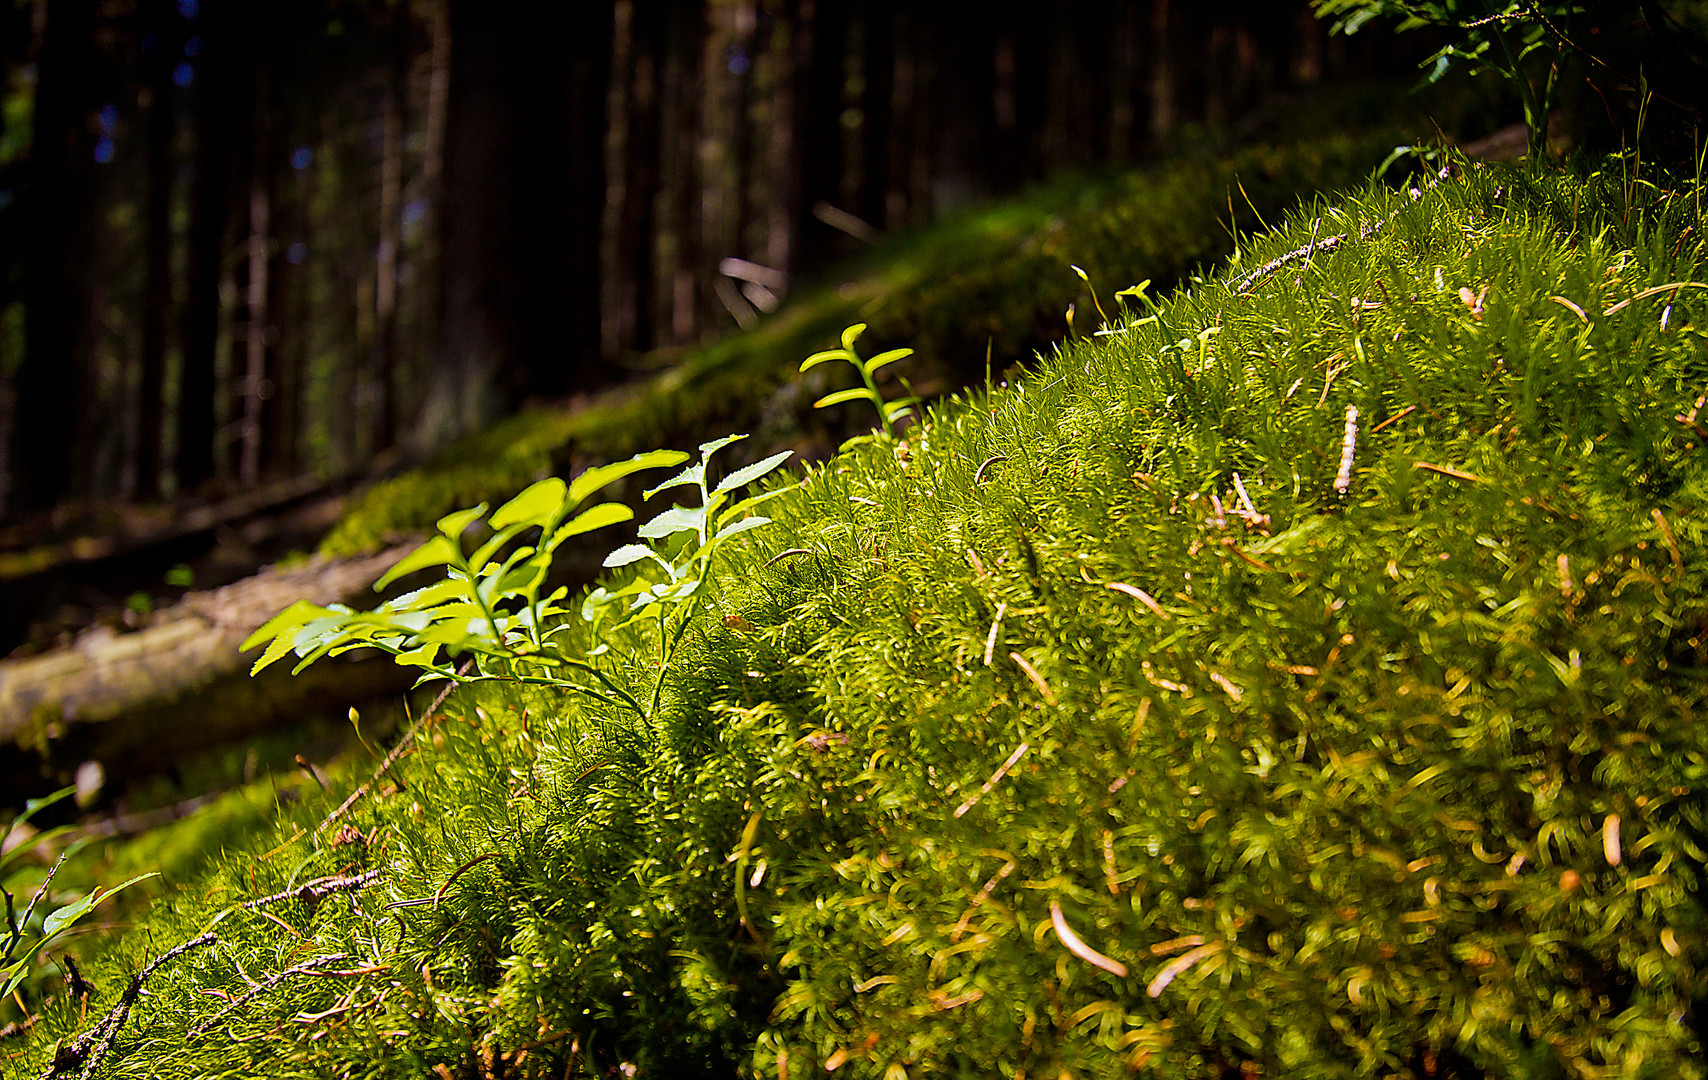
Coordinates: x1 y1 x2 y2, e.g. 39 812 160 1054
800 323 919 444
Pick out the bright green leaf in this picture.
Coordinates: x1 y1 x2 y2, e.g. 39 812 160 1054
489 478 567 530
375 535 460 590
713 450 793 496
814 387 878 410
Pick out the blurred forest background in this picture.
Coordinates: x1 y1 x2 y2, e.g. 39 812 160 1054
0 0 1385 532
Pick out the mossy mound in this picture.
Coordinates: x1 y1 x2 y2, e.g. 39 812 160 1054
319 129 1404 559
15 159 1708 1079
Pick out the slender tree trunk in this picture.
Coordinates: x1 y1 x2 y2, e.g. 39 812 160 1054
13 0 96 512
665 2 706 344
612 0 665 357
175 3 239 495
856 0 893 229
374 31 405 451
136 0 178 500
239 76 271 486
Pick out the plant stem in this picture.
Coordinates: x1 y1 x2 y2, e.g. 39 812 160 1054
1491 18 1550 160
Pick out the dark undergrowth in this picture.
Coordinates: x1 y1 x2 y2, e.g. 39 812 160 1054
11 156 1708 1079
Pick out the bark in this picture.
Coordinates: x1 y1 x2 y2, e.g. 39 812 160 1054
855 0 893 228
175 2 244 495
239 77 271 487
135 0 178 501
13 0 96 512
611 0 666 358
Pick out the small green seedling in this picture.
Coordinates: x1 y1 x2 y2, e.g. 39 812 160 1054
800 323 919 445
2 788 157 1002
242 449 686 714
585 434 792 713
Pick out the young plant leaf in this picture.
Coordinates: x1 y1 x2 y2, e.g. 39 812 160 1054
435 504 487 541
712 450 793 496
863 347 914 376
240 599 328 654
639 504 707 540
814 387 878 410
374 535 460 590
799 348 850 371
489 477 567 530
603 544 657 569
567 448 690 506
548 503 634 550
699 433 746 459
645 462 706 500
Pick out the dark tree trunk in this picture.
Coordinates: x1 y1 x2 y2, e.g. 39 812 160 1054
663 1 707 344
238 74 271 486
855 0 894 229
13 0 97 512
178 0 249 495
135 0 178 500
609 0 667 359
793 0 849 272
422 0 517 444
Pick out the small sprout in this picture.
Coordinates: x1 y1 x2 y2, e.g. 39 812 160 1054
801 323 919 443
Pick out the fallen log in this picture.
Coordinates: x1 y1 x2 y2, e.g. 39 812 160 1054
0 544 418 801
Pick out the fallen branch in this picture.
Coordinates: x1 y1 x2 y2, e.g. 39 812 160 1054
187 953 350 1039
241 870 383 912
42 932 218 1080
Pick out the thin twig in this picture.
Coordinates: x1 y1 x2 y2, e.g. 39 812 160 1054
316 658 474 835
187 953 350 1039
11 852 71 962
240 870 382 911
40 932 218 1080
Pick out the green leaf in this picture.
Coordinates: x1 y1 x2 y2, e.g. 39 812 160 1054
38 874 158 941
713 450 793 496
380 579 466 613
814 387 879 410
713 515 772 541
240 599 327 653
375 535 460 590
839 322 868 352
41 894 96 939
0 825 73 876
566 449 688 506
249 630 303 676
639 504 707 540
6 787 77 839
470 526 530 575
435 504 487 540
603 544 655 569
645 462 705 500
862 347 914 376
883 401 918 423
547 503 633 550
719 485 791 523
489 478 567 530
799 348 851 372
698 433 746 460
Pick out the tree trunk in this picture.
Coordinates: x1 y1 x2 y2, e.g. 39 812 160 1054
238 75 271 487
13 0 97 512
135 0 178 501
175 2 244 496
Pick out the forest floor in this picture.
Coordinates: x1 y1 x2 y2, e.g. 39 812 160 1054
2 113 1411 814
8 147 1708 1079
